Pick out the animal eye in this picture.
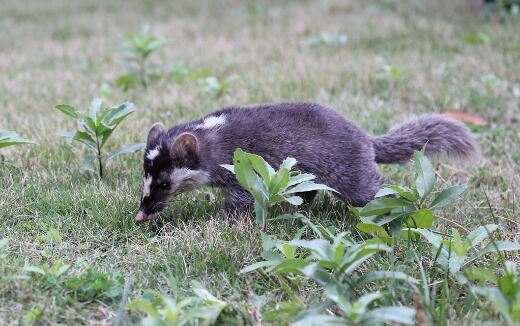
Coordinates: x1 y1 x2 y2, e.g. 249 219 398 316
160 182 169 189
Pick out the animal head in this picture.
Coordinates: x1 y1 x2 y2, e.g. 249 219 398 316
135 123 209 222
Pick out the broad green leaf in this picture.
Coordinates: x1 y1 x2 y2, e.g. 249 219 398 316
407 228 443 249
254 201 267 227
359 198 410 216
429 184 467 210
274 258 311 274
356 223 391 239
105 143 145 162
353 292 383 315
341 241 392 274
299 263 333 286
238 260 280 274
128 299 162 318
290 239 331 261
277 242 296 259
414 150 435 200
70 131 97 150
247 153 274 184
25 265 46 275
55 104 80 119
284 196 303 206
89 97 103 122
473 241 520 261
47 228 62 243
0 139 36 149
406 209 433 229
280 157 297 171
376 185 419 202
287 173 316 187
81 117 98 136
53 262 70 277
269 167 289 194
233 149 256 190
102 102 135 128
466 224 498 249
282 181 337 195
0 131 35 149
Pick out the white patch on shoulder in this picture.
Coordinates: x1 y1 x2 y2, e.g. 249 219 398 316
146 146 161 161
195 115 226 130
142 175 152 198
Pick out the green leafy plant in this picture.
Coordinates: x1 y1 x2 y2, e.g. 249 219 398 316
409 225 520 277
128 281 230 325
241 217 417 325
0 130 35 150
65 268 124 302
25 260 70 287
116 25 168 90
0 130 35 164
55 98 144 178
356 150 467 242
222 148 337 230
382 64 407 81
468 261 520 325
461 32 491 45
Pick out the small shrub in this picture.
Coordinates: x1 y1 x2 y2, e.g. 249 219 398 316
115 25 168 90
410 225 520 277
356 150 467 242
55 98 144 178
222 148 336 230
241 217 417 325
468 261 520 325
65 268 124 302
25 260 70 288
128 281 231 325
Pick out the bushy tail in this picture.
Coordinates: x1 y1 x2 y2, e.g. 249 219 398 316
372 115 480 164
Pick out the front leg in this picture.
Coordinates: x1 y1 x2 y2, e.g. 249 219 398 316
223 186 254 215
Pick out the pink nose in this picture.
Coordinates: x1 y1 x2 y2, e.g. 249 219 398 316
135 211 149 223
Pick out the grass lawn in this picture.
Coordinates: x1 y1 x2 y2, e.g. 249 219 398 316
1 0 519 324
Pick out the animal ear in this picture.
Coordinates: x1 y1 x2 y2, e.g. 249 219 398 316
147 123 165 147
170 132 199 165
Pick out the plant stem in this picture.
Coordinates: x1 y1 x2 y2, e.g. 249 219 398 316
139 57 147 88
95 135 103 179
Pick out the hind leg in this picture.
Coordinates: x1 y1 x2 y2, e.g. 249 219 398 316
333 168 383 207
299 190 318 204
223 187 254 215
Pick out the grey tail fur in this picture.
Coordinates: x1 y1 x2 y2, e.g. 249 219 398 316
371 115 481 164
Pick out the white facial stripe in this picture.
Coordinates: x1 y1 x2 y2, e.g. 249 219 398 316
170 168 210 193
142 176 152 198
195 115 226 130
146 146 161 161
